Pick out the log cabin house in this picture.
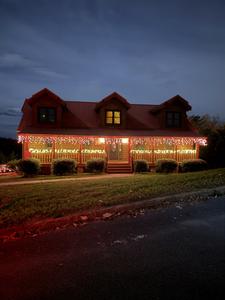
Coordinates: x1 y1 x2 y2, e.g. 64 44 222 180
18 88 207 173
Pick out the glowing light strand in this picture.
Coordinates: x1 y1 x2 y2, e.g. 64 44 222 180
130 149 197 154
29 148 105 154
18 135 207 146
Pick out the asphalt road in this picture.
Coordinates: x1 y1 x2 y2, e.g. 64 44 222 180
0 197 225 300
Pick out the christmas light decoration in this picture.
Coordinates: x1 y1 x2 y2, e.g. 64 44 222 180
177 149 196 154
81 149 106 154
105 138 124 144
122 138 128 144
130 150 152 154
18 135 207 146
19 135 95 145
154 150 175 154
130 138 148 145
55 149 79 154
29 148 52 154
98 137 105 144
130 149 197 154
29 148 104 154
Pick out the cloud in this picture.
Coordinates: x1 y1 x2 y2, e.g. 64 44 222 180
33 67 69 79
0 53 35 68
0 107 21 117
0 52 68 79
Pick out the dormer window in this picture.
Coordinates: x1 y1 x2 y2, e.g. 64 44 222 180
166 111 181 128
106 110 121 125
38 107 56 123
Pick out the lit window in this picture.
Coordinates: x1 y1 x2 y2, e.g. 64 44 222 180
106 111 113 124
39 108 56 123
166 111 181 128
106 110 121 125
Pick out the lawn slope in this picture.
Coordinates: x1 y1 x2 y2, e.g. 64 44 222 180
0 168 225 228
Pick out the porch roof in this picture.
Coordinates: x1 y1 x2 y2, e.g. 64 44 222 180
18 128 202 138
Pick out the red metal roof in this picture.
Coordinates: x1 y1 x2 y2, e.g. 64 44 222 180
18 127 201 137
18 89 199 137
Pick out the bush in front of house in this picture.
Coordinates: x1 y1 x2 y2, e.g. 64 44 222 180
17 158 40 177
7 159 21 173
133 159 149 173
180 159 208 172
86 158 106 173
52 159 77 176
155 159 178 173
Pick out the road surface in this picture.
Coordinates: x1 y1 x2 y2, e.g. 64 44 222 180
0 196 225 300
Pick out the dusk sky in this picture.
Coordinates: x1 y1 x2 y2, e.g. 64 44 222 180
0 0 225 138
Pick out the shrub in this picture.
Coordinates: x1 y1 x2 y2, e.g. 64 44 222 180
86 159 106 173
180 159 207 172
7 159 21 172
134 159 149 172
52 159 77 176
155 159 178 173
17 158 40 177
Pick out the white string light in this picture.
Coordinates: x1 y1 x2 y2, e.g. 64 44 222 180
19 135 207 146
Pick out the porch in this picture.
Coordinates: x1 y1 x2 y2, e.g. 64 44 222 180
19 135 206 174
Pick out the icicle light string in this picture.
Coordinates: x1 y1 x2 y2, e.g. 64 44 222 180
18 135 207 146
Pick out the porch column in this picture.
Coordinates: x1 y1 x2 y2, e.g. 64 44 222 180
196 143 200 159
23 140 31 159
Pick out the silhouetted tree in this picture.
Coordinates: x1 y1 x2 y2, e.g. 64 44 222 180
189 115 225 168
0 137 22 163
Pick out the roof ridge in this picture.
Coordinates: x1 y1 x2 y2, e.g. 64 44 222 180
130 103 159 107
65 100 159 106
65 100 98 104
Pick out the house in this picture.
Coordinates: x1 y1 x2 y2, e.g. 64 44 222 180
18 88 207 173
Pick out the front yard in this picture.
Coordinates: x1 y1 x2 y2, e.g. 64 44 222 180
0 168 225 229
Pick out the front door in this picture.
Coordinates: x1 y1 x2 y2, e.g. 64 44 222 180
107 143 129 162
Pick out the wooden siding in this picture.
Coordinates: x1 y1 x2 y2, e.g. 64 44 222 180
24 136 198 165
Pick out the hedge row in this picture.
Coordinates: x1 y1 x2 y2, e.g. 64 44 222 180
51 159 106 175
133 159 207 173
7 158 106 177
7 158 208 177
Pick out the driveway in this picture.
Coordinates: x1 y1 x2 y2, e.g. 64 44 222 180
0 196 225 300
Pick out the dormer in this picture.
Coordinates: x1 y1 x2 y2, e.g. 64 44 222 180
95 92 130 128
25 88 66 128
151 95 192 130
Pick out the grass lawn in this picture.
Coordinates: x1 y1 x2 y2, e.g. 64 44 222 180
0 168 225 228
0 172 102 183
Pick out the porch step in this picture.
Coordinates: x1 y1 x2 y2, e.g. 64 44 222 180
107 163 133 174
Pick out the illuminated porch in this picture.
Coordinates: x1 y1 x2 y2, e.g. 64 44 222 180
18 134 207 173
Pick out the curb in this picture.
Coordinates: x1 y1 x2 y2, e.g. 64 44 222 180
1 185 225 242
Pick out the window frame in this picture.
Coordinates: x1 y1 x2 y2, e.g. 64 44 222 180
38 107 56 124
165 111 181 128
105 110 121 126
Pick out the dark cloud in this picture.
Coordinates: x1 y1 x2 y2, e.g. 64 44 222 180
0 0 225 137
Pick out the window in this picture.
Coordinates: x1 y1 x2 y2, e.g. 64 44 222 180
106 110 121 125
166 111 181 128
38 107 56 123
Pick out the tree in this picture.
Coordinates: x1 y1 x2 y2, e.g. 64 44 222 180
0 137 22 163
189 115 225 168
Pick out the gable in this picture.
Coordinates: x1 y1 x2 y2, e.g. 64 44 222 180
95 92 130 111
151 95 191 114
26 88 65 107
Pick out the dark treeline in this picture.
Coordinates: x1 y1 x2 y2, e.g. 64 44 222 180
0 137 22 163
189 115 225 168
